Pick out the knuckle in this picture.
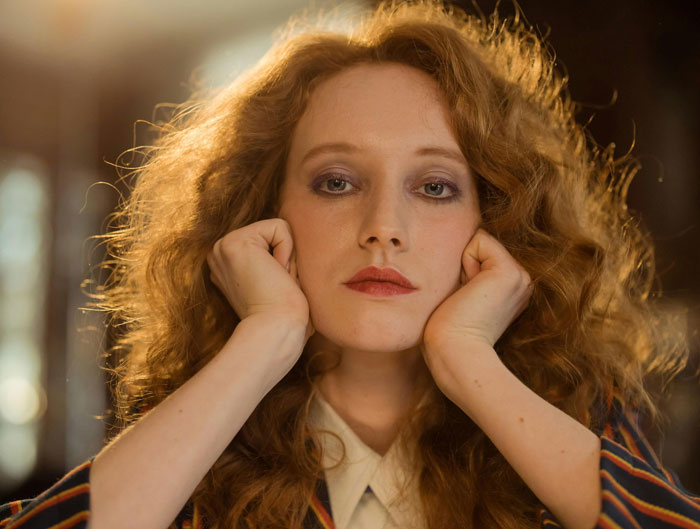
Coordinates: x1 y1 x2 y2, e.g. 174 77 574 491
520 268 532 285
220 236 243 257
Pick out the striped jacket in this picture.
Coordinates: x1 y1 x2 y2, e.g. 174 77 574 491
2 389 699 529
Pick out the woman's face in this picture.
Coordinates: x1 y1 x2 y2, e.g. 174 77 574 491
279 62 481 353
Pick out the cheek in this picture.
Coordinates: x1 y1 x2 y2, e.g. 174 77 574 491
289 210 345 285
421 222 470 263
417 220 475 292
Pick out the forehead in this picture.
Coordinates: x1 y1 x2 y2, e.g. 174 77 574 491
286 63 460 168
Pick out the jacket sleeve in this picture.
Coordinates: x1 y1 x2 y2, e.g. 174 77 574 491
0 459 92 529
539 389 700 529
595 389 700 528
0 457 203 529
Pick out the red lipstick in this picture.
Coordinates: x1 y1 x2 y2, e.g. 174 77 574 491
344 266 417 296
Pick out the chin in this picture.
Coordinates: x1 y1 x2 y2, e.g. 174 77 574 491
310 307 425 353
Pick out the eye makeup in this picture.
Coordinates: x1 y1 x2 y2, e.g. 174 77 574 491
309 171 463 203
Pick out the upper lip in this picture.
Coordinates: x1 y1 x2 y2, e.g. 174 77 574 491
345 266 416 289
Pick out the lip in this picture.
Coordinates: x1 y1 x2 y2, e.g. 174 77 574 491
344 266 417 290
345 281 416 296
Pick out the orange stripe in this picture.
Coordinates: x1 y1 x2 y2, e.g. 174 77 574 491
618 423 644 459
605 386 615 412
628 421 676 483
601 490 644 529
611 404 676 484
47 511 89 529
603 424 614 439
310 494 335 529
5 485 89 529
601 470 700 529
61 461 92 482
597 512 627 529
602 448 700 513
611 386 625 403
193 502 202 529
9 504 21 517
613 394 675 483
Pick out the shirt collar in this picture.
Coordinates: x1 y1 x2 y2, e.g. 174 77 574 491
308 388 429 529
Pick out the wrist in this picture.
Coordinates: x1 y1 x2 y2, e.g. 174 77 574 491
422 338 504 411
226 313 307 389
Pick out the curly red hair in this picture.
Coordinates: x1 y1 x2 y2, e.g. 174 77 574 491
85 1 688 527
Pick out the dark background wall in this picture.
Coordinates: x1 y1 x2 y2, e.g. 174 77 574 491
1 0 697 504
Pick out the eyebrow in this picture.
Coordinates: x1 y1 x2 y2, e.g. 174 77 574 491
298 141 469 169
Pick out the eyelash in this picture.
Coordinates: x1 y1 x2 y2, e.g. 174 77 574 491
311 173 461 203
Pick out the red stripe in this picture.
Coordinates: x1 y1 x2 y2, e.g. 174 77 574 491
9 504 21 516
603 424 614 439
618 423 644 459
61 461 91 482
627 420 676 483
601 448 700 514
601 470 700 529
597 512 626 529
601 490 644 529
310 494 335 529
5 485 89 529
47 511 90 529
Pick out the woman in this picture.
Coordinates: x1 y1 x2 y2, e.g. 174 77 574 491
1 1 698 528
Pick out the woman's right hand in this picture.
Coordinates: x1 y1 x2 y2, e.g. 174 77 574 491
89 222 314 529
206 218 314 343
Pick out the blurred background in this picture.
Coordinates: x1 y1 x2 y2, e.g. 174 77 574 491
0 0 698 502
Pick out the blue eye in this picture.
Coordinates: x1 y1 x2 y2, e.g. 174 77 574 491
325 177 352 192
310 174 460 202
421 180 460 202
424 182 446 196
311 174 356 196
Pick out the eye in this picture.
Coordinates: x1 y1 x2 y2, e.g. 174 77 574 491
325 177 353 192
312 174 357 195
419 179 460 201
310 173 461 202
424 182 446 196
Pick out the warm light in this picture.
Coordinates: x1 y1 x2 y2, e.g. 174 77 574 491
0 426 38 482
0 377 42 424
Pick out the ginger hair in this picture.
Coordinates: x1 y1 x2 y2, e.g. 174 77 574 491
86 1 688 527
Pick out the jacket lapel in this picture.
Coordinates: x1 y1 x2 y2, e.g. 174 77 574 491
305 477 336 529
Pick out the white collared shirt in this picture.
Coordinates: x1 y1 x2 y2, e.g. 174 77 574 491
307 389 427 529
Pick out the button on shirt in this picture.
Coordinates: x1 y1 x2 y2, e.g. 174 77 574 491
307 389 427 529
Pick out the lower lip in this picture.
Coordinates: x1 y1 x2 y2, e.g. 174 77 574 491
345 281 416 296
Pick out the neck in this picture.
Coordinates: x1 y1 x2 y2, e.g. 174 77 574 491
309 333 431 455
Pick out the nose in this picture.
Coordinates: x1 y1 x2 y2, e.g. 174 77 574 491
357 183 409 252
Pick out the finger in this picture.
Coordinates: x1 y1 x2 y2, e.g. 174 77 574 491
289 248 297 276
265 219 294 270
206 247 222 287
462 233 483 282
462 229 512 274
462 251 481 282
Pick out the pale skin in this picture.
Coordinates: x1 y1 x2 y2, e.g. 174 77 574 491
279 62 601 529
85 62 599 529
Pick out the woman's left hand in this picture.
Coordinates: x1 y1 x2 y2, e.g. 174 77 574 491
421 228 533 397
